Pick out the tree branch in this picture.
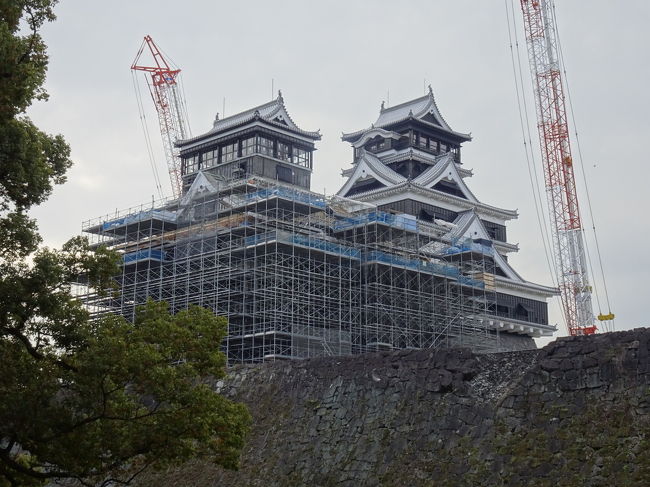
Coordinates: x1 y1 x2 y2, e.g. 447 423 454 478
4 326 78 372
0 447 68 481
16 9 38 66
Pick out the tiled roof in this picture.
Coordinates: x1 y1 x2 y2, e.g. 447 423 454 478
342 86 470 141
360 151 406 185
445 210 476 240
177 92 320 145
411 153 454 186
344 182 518 220
337 150 407 197
411 153 478 202
444 210 525 283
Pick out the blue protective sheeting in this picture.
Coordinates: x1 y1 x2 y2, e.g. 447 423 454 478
102 209 177 231
243 231 360 258
291 235 361 258
457 275 485 288
123 249 166 265
244 188 326 208
444 239 494 257
333 211 418 231
362 251 460 278
244 231 277 247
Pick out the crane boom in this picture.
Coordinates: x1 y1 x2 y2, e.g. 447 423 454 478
519 0 596 336
131 35 189 198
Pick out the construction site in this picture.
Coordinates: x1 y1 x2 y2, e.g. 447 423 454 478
76 0 621 364
78 79 558 363
81 175 507 363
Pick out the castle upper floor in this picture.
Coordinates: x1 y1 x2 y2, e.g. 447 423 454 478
176 91 321 193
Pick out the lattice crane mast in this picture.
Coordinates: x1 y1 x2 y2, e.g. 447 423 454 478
131 35 189 198
519 0 614 335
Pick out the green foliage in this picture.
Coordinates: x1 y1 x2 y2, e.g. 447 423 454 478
0 1 70 212
0 2 250 485
1 301 250 486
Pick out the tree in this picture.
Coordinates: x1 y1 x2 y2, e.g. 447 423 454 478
0 2 250 485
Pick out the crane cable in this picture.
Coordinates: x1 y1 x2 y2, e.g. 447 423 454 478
131 70 165 200
550 2 615 331
503 0 568 327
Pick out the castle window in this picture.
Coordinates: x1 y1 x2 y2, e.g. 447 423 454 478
241 137 256 156
292 147 310 168
452 147 461 162
183 154 200 174
278 142 290 161
221 142 237 163
419 135 428 149
202 149 218 168
367 139 386 152
440 143 449 153
257 136 274 156
496 304 510 316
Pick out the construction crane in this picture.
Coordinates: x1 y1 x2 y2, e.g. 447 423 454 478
518 0 613 335
131 35 189 198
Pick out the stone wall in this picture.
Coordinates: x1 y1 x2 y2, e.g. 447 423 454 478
140 328 650 486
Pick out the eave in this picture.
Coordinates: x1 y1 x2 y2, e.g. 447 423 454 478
495 275 559 299
351 182 519 221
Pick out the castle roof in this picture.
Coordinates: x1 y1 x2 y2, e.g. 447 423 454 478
177 91 321 146
340 147 473 178
337 151 517 221
342 86 471 142
443 210 557 297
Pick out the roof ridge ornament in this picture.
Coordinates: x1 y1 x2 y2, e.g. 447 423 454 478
277 89 283 103
253 109 261 119
380 100 385 112
213 112 220 127
428 84 433 95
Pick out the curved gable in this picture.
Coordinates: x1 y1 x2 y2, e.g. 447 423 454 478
412 153 478 202
337 151 406 197
351 128 402 149
446 211 524 283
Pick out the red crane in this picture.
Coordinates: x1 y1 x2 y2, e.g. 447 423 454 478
131 35 189 198
519 0 613 335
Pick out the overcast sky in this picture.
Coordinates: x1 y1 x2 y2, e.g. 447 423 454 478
27 1 649 340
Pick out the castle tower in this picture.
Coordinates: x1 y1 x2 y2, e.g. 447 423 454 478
81 89 557 363
176 91 321 193
338 87 557 348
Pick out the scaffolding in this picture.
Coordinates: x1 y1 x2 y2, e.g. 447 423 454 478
80 176 500 363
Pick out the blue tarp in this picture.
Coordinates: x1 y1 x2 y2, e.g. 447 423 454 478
244 188 326 208
457 275 485 288
333 211 417 231
123 249 166 265
362 251 460 278
102 209 177 231
244 232 360 258
244 231 277 247
291 235 361 258
444 239 494 257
